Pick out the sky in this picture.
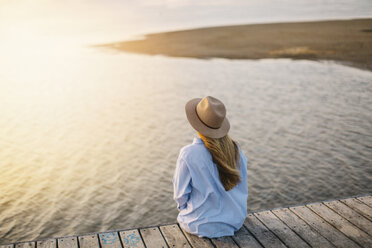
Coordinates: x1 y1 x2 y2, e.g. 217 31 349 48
0 0 371 61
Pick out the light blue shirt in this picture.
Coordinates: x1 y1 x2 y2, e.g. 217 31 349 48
173 137 248 238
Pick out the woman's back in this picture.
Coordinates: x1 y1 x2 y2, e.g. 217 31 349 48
173 136 248 238
173 95 248 238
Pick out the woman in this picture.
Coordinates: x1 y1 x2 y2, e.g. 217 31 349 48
173 96 248 238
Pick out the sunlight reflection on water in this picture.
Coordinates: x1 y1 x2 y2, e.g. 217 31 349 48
0 47 371 243
1 0 372 243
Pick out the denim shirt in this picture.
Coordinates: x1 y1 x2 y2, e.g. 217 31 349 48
173 137 248 238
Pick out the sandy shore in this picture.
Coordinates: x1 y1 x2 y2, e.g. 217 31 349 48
96 19 372 70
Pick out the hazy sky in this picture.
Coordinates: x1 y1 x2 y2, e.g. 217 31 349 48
1 0 371 48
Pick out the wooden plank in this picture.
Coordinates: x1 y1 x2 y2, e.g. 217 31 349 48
78 234 99 248
290 205 359 248
210 236 238 248
324 200 372 236
58 237 78 248
139 227 167 248
356 195 372 207
179 228 214 248
15 243 35 248
119 229 145 248
4 195 372 248
159 224 190 248
37 239 56 248
99 232 121 248
254 210 310 248
272 208 334 248
308 202 372 248
232 226 262 248
0 245 14 248
243 213 286 248
341 198 372 220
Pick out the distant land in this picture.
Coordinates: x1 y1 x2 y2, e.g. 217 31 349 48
95 19 372 70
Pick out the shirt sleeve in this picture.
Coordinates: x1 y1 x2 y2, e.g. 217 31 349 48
173 155 192 211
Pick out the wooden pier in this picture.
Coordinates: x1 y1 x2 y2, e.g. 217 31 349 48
1 194 371 248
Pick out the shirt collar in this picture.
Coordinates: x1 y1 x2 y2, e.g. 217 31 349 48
193 137 203 144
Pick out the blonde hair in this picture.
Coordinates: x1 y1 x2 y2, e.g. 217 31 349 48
197 132 241 191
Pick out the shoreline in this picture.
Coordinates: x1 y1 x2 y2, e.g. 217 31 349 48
94 18 372 71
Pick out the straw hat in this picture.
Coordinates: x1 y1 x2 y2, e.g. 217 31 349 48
185 96 230 139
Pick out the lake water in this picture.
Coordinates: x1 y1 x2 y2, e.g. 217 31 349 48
1 0 372 244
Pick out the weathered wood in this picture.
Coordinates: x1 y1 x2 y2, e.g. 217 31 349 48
290 206 359 248
37 239 56 248
356 195 372 208
179 228 214 248
99 232 121 248
308 202 372 248
15 243 35 248
272 208 334 248
232 226 262 248
324 200 372 236
341 198 372 220
0 245 14 248
254 210 310 248
58 237 78 248
119 229 145 248
78 234 99 248
140 227 167 248
159 224 190 248
210 236 238 248
4 195 372 248
243 213 287 248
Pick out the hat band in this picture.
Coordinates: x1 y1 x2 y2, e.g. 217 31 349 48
195 105 220 129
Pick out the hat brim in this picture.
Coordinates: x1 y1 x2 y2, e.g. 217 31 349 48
185 98 230 139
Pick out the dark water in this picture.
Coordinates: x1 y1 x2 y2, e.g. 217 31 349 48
0 50 371 243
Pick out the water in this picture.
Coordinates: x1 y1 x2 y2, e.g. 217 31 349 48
1 0 372 244
0 50 371 243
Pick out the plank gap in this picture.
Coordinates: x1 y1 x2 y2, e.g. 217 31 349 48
254 212 291 248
